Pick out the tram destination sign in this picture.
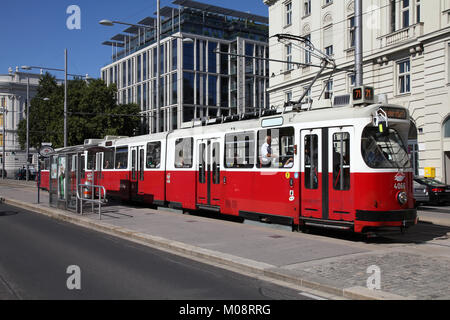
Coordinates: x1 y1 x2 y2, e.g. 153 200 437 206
381 107 407 120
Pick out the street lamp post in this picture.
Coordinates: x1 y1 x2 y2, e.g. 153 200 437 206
26 76 30 180
1 95 6 179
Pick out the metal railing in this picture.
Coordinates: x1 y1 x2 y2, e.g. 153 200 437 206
76 184 107 219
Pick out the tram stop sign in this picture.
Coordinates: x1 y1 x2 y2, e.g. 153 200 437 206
39 145 54 158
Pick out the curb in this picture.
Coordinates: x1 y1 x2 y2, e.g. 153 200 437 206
1 197 409 300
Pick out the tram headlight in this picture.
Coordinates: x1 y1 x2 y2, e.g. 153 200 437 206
397 191 408 205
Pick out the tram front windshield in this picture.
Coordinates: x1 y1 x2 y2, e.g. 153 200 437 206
361 126 411 169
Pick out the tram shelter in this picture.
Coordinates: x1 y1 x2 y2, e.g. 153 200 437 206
48 144 109 214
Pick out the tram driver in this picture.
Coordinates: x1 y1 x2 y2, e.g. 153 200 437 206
260 135 275 168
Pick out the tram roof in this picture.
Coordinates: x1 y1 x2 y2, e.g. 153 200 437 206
51 144 110 155
94 103 409 146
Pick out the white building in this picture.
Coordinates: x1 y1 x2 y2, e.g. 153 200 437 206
264 0 450 182
0 68 40 177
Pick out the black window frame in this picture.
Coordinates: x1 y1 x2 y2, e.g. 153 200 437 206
175 138 193 168
224 131 255 169
115 146 129 170
146 141 161 169
332 132 351 191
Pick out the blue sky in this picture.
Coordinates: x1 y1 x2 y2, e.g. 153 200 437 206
0 0 268 79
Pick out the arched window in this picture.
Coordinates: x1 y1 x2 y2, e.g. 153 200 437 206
444 117 450 138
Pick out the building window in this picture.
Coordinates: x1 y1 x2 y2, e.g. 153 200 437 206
398 59 411 94
285 2 292 26
401 0 410 29
303 86 311 102
390 0 396 32
444 117 450 138
172 40 178 71
324 79 333 99
348 16 355 49
304 34 312 64
323 26 333 56
348 73 356 89
285 91 292 102
416 0 421 23
183 42 194 70
304 0 311 16
208 41 217 73
285 43 293 70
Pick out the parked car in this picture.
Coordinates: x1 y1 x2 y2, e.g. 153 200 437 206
413 177 450 205
413 180 429 206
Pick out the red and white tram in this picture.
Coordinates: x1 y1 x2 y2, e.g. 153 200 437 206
44 101 418 234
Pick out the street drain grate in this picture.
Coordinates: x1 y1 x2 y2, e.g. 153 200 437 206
186 220 198 223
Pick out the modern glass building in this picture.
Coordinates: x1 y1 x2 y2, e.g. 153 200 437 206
101 0 269 133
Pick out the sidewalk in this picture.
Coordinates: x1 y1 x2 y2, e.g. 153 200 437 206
1 179 450 300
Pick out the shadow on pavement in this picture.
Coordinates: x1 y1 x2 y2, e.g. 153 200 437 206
300 222 450 245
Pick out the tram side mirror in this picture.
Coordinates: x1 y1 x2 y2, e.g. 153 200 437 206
377 121 389 137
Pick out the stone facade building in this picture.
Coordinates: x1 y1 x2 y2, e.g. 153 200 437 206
264 0 450 182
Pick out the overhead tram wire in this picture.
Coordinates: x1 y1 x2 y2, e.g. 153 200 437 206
213 49 353 74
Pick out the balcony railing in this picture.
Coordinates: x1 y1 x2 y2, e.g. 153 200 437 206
378 22 424 47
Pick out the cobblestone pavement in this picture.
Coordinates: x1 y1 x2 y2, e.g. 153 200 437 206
286 250 450 299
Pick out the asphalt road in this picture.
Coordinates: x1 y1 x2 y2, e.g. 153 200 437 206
0 203 313 300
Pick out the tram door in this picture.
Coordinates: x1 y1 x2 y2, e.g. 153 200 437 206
328 127 353 221
300 129 323 219
196 138 221 207
130 145 145 197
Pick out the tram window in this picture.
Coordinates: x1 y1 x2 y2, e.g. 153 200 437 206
87 152 95 170
175 138 193 168
257 127 294 169
139 149 145 180
361 126 411 169
224 131 255 168
131 149 136 180
115 146 128 169
103 148 114 169
333 132 350 191
212 142 220 184
198 143 206 183
146 142 161 169
304 134 318 189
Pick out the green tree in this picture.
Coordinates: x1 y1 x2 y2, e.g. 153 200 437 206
18 73 141 149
